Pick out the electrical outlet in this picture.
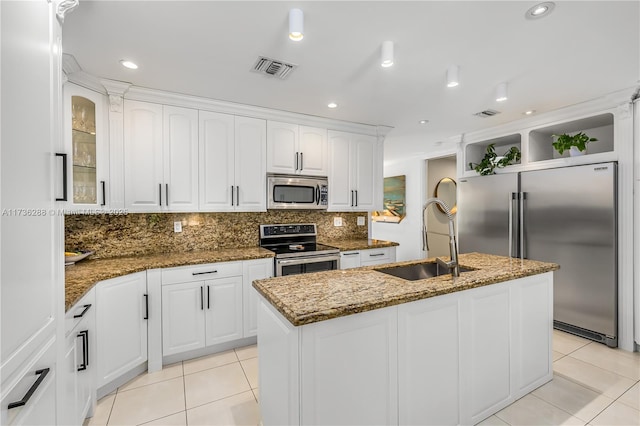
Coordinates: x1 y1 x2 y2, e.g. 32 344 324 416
174 221 182 233
357 216 365 226
333 217 343 227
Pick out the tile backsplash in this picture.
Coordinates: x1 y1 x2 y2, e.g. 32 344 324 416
65 211 368 259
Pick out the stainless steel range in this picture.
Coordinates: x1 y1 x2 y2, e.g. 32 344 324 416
259 224 340 276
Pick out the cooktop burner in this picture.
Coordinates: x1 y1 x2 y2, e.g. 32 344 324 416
259 224 339 259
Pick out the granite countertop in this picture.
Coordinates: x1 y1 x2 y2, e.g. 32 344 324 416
319 239 399 251
65 247 274 311
253 252 559 326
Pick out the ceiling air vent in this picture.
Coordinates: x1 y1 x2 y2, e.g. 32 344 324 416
473 109 501 118
251 56 297 80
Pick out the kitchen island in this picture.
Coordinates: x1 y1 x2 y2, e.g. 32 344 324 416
253 253 559 425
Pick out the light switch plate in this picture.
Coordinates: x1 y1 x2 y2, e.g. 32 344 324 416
333 217 343 227
357 216 365 226
174 221 182 233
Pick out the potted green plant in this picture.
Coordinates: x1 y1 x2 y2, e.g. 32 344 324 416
552 132 597 157
468 144 521 176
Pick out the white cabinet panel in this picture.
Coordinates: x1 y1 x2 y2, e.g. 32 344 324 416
328 132 352 210
398 295 460 425
123 100 164 210
243 259 273 337
199 111 235 210
96 272 148 388
352 135 377 210
162 282 206 356
301 307 398 426
163 106 199 211
204 277 243 345
339 251 361 269
340 247 396 269
298 126 327 176
235 117 266 210
267 121 298 174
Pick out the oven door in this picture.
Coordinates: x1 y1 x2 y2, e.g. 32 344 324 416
275 254 340 276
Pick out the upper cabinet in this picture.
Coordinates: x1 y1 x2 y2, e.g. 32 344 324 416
267 121 327 176
63 83 109 208
123 100 199 212
328 130 382 212
199 111 266 211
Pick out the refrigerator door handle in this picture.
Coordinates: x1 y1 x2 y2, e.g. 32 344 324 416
509 193 515 258
520 191 527 259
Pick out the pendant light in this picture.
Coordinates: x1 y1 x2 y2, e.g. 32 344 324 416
496 82 508 102
289 9 304 41
446 65 459 87
381 41 394 68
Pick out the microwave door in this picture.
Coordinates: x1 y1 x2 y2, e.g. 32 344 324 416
316 185 320 206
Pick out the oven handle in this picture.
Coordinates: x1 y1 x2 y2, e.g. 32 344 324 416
276 254 341 266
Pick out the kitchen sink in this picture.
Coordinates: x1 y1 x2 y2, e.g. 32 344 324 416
375 262 474 281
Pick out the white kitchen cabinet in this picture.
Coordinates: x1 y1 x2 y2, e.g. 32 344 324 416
96 272 148 389
63 83 109 208
60 290 96 426
199 111 266 211
1 1 62 425
124 101 198 211
328 130 381 211
267 121 327 176
339 247 396 269
242 258 273 337
161 262 244 356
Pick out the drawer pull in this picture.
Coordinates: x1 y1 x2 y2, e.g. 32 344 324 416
8 368 50 409
77 330 89 371
343 253 359 256
192 270 218 276
143 294 149 320
369 253 385 257
73 304 92 318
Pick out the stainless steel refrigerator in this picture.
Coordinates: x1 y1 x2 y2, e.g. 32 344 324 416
458 162 618 347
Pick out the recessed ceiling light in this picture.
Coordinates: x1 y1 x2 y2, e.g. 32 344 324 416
381 41 394 68
289 9 304 41
327 102 338 108
495 82 508 102
523 110 536 115
120 60 138 69
419 120 429 124
446 65 459 88
525 2 555 19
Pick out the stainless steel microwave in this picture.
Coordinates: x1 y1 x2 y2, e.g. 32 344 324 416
267 174 328 210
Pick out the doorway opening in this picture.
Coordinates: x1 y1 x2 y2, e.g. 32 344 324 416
424 155 457 258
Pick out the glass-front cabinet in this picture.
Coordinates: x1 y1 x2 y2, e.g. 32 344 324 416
63 83 108 208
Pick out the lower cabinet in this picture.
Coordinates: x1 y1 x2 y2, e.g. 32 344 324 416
242 258 273 337
96 272 148 389
161 262 244 356
60 289 96 426
340 247 396 269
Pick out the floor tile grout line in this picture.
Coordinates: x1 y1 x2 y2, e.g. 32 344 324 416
135 409 187 426
105 392 116 426
237 359 255 397
185 388 257 412
527 392 585 421
182 360 189 426
563 351 640 382
183 358 244 377
532 380 617 424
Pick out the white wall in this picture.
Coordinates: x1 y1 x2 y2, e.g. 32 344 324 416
371 158 425 262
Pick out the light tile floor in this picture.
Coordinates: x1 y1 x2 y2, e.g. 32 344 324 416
86 331 640 426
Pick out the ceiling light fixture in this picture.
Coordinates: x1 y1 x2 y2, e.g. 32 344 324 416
525 2 555 19
446 65 459 88
419 120 429 124
496 82 508 102
524 110 536 115
120 60 138 70
289 8 304 41
327 102 338 108
381 41 394 68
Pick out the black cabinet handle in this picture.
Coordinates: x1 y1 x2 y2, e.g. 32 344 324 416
143 294 149 320
295 152 299 171
55 153 68 201
369 253 385 257
236 186 239 206
77 330 89 371
207 285 210 309
231 185 234 206
350 190 354 207
192 270 217 276
343 252 360 256
300 152 303 171
8 368 50 409
200 286 204 310
100 181 106 206
165 184 169 206
355 190 358 207
73 304 92 319
158 183 162 206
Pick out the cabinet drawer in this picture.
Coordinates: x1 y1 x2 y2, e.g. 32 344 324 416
161 262 242 285
360 248 392 266
65 289 95 337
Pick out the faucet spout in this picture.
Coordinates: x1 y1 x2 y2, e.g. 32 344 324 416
423 197 460 277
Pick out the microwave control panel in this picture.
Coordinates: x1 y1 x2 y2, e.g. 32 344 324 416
319 185 328 206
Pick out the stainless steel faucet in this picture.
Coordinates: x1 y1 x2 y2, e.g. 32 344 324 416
423 198 460 277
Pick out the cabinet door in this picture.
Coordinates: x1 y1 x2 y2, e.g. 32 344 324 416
328 131 353 211
298 126 327 176
162 281 206 356
243 259 273 337
61 333 79 426
266 121 298 174
63 83 109 208
123 100 163 211
340 251 361 269
199 111 235 211
163 106 199 211
204 276 243 346
96 272 148 388
235 116 266 211
352 134 377 211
